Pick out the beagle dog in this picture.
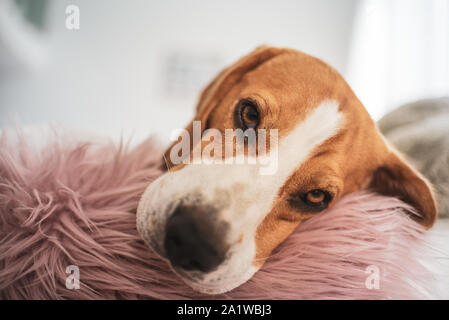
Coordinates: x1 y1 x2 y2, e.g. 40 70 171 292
136 46 437 294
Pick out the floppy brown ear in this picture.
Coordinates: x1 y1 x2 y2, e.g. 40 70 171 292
369 150 438 228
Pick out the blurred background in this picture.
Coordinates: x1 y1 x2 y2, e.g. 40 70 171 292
0 0 448 144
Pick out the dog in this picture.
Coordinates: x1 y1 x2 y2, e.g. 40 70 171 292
136 46 438 294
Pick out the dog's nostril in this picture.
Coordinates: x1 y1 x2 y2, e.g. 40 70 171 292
181 260 206 272
189 260 203 271
164 205 226 273
171 235 181 247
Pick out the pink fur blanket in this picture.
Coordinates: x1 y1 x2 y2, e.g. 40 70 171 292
0 133 438 299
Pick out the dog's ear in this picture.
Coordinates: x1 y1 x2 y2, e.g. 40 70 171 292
369 150 438 228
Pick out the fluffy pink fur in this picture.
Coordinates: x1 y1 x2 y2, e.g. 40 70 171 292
0 133 438 299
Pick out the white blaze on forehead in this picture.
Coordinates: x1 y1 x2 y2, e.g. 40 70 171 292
136 100 343 294
221 100 344 237
276 100 343 178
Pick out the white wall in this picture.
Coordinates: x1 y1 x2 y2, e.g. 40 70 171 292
347 0 449 120
0 0 357 144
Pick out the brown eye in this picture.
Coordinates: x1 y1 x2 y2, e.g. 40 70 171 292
234 99 260 130
288 189 333 212
305 190 326 205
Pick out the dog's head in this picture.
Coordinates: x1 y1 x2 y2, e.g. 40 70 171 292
137 46 437 294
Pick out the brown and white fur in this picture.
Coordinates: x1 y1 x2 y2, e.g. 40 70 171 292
136 46 438 294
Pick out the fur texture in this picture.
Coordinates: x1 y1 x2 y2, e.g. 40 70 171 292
0 132 441 299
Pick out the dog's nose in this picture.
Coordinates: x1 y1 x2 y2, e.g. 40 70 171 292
164 205 226 273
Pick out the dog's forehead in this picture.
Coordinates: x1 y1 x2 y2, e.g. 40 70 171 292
196 49 343 120
202 52 345 141
256 56 340 104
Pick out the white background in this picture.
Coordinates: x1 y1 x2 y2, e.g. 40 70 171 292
0 0 357 144
0 0 448 144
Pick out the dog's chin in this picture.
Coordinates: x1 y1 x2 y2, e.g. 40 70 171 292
173 265 260 295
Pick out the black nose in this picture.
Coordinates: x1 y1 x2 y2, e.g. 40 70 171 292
164 205 226 273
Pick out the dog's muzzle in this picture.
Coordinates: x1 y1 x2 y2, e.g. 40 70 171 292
137 164 264 294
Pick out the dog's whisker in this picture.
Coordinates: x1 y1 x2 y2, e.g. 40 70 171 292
162 153 172 172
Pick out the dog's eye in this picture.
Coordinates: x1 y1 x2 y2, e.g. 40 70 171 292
234 99 260 130
288 189 333 212
304 190 328 206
